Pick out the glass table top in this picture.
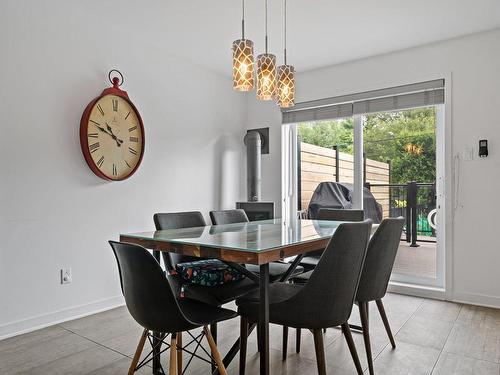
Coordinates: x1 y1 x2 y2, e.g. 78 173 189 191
121 218 348 253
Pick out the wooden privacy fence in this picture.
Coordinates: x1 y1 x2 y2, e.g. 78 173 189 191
299 142 390 217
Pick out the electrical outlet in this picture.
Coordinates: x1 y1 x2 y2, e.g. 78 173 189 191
61 268 72 284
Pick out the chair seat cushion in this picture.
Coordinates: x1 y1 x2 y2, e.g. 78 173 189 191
291 270 313 284
245 262 304 282
175 259 245 287
179 299 237 326
236 283 304 326
299 255 321 270
169 273 258 306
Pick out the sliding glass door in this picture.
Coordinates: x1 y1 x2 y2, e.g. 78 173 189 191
281 80 446 290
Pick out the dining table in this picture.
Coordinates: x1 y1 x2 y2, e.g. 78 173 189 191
120 217 372 375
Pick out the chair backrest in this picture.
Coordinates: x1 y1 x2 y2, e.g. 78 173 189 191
356 217 404 302
109 241 189 333
153 211 207 268
210 209 249 225
318 208 364 222
279 220 372 328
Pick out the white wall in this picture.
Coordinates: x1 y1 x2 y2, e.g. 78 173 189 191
245 28 500 308
0 1 247 338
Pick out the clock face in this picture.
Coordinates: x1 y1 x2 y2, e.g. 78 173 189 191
85 94 144 180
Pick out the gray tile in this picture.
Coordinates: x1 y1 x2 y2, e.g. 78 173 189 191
0 325 68 355
373 340 440 375
99 325 144 356
0 330 95 374
87 356 152 374
456 305 500 331
414 299 462 323
221 348 317 375
22 345 124 375
444 323 500 363
322 325 389 373
396 315 454 350
432 352 499 375
60 306 142 343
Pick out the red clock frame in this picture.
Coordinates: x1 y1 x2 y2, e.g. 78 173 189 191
79 77 145 181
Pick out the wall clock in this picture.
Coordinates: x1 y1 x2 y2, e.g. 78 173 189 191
80 70 145 181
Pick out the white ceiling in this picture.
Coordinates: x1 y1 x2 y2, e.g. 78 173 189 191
146 0 500 77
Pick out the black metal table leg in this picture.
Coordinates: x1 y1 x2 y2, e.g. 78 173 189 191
259 263 270 375
152 250 162 374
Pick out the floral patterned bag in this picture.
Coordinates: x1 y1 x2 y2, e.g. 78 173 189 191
174 259 245 287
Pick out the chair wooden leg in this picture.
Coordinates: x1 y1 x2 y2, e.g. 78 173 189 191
176 332 182 375
312 329 327 375
169 333 177 375
203 326 228 375
282 326 288 361
239 317 248 375
210 323 218 372
359 302 374 375
376 299 396 349
296 328 301 353
128 329 148 375
342 323 363 375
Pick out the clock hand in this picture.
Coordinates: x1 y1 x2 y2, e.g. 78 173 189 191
91 121 122 147
105 122 124 146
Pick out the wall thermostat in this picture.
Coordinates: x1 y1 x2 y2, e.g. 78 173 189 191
479 139 488 158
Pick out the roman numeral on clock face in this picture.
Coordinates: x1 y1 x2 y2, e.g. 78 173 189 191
112 99 118 112
112 164 117 176
89 142 100 153
129 136 138 143
125 160 131 168
125 111 130 120
88 133 98 139
96 104 105 116
129 147 138 155
97 156 104 167
128 125 137 132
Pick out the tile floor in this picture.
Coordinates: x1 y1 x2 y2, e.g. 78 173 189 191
1 293 499 374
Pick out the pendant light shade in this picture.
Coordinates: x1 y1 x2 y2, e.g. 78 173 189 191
232 0 254 91
276 0 295 108
256 53 277 100
276 64 295 107
256 0 277 101
232 39 254 91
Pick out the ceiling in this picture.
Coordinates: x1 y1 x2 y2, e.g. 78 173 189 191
143 0 500 77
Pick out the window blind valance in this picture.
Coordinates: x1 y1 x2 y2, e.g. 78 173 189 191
282 79 444 124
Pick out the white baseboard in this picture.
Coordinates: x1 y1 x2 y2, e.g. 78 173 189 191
451 291 500 309
0 295 125 341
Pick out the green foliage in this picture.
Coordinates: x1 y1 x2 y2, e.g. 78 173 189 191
298 108 436 184
298 118 354 153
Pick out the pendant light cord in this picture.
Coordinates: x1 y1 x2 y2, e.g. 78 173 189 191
284 0 287 64
265 0 268 53
242 0 245 39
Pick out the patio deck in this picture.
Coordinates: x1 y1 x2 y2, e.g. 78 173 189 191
393 240 437 279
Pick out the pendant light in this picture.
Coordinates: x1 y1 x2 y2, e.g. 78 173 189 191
276 0 295 108
232 0 255 91
256 0 277 100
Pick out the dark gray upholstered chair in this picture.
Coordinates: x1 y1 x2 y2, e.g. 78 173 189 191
154 211 258 371
299 208 365 270
291 217 405 375
109 241 234 375
209 209 305 282
153 211 258 306
237 220 373 375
